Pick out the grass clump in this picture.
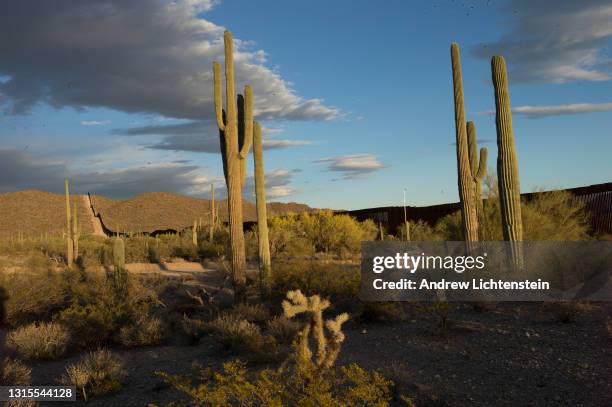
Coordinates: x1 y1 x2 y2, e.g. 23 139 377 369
207 314 271 355
61 349 126 400
1 358 32 386
266 316 300 344
117 315 165 347
226 303 270 324
6 322 70 360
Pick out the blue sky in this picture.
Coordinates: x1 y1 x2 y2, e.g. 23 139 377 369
0 0 610 209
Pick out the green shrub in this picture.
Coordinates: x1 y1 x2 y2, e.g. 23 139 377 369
55 270 159 348
61 349 126 400
271 261 359 311
6 322 70 360
0 269 67 326
159 360 395 406
268 211 376 258
436 178 590 241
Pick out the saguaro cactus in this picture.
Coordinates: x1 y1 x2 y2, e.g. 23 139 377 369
253 121 272 298
72 202 80 260
466 121 488 226
112 237 128 293
209 183 216 242
213 30 250 302
451 43 479 244
491 56 523 242
65 179 74 267
192 219 198 246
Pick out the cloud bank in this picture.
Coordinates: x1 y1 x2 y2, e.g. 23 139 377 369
473 0 612 83
0 0 338 121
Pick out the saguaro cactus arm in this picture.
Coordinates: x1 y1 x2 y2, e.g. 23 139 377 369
466 121 488 182
213 62 225 131
239 85 253 159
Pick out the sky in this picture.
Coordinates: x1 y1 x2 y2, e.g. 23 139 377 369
0 0 610 210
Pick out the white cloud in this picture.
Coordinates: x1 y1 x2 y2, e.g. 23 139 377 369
314 154 385 179
81 120 110 126
478 102 612 118
262 139 312 149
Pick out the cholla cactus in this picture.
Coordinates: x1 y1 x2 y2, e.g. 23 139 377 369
282 290 349 368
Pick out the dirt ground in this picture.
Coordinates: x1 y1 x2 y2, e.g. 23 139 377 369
1 263 610 406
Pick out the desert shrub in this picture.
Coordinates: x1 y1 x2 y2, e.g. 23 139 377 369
266 316 300 344
6 322 70 360
358 302 404 322
0 270 67 325
397 220 444 241
160 360 394 406
435 179 590 241
227 303 270 324
271 261 359 311
117 315 165 347
77 236 113 268
179 314 210 345
55 270 159 348
268 211 376 258
198 240 225 259
61 349 126 400
1 358 31 386
207 314 272 355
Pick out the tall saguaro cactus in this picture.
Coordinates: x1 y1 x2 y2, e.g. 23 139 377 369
65 179 74 267
451 43 479 244
213 31 250 302
466 121 488 225
491 56 522 242
253 121 272 298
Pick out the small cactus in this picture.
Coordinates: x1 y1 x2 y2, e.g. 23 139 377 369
209 183 216 242
282 290 349 368
192 219 198 246
112 237 127 293
65 179 74 267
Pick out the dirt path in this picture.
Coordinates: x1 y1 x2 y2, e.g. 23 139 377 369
81 194 106 237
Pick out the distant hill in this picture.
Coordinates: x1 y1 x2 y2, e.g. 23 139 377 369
0 190 313 237
91 192 313 233
0 190 93 238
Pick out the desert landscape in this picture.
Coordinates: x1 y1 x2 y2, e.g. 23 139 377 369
1 1 612 406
